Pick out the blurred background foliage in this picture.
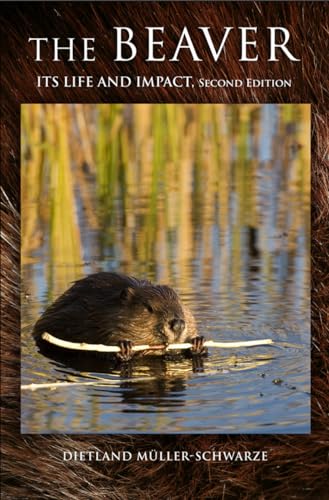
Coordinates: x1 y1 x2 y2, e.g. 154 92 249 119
21 103 310 303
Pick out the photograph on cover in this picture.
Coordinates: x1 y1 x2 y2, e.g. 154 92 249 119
21 103 310 434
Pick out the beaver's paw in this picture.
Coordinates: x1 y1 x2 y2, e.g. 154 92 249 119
117 340 134 361
190 336 207 356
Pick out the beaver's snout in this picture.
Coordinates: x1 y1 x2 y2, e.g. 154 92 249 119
169 318 186 337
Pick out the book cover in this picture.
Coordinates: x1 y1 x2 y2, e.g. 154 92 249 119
1 2 328 498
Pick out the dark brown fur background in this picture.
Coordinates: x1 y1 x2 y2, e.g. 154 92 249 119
1 2 328 498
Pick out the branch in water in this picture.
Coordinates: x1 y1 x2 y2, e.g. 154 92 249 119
41 332 274 352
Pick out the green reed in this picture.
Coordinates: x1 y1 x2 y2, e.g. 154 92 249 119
22 104 83 298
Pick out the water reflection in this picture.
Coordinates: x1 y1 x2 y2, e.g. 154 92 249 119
21 103 310 433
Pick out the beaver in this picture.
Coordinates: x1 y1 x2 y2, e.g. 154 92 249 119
33 272 206 361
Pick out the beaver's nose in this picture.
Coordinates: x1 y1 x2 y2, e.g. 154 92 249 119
169 318 186 335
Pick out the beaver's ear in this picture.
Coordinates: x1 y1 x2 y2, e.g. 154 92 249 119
120 287 135 302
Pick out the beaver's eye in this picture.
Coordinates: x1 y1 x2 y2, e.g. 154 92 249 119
144 303 154 313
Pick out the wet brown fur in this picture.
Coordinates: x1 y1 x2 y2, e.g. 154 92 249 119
1 2 329 499
33 271 198 349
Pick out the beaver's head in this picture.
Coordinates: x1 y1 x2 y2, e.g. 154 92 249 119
119 284 196 345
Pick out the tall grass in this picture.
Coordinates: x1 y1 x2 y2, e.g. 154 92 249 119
21 103 310 299
22 104 83 298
